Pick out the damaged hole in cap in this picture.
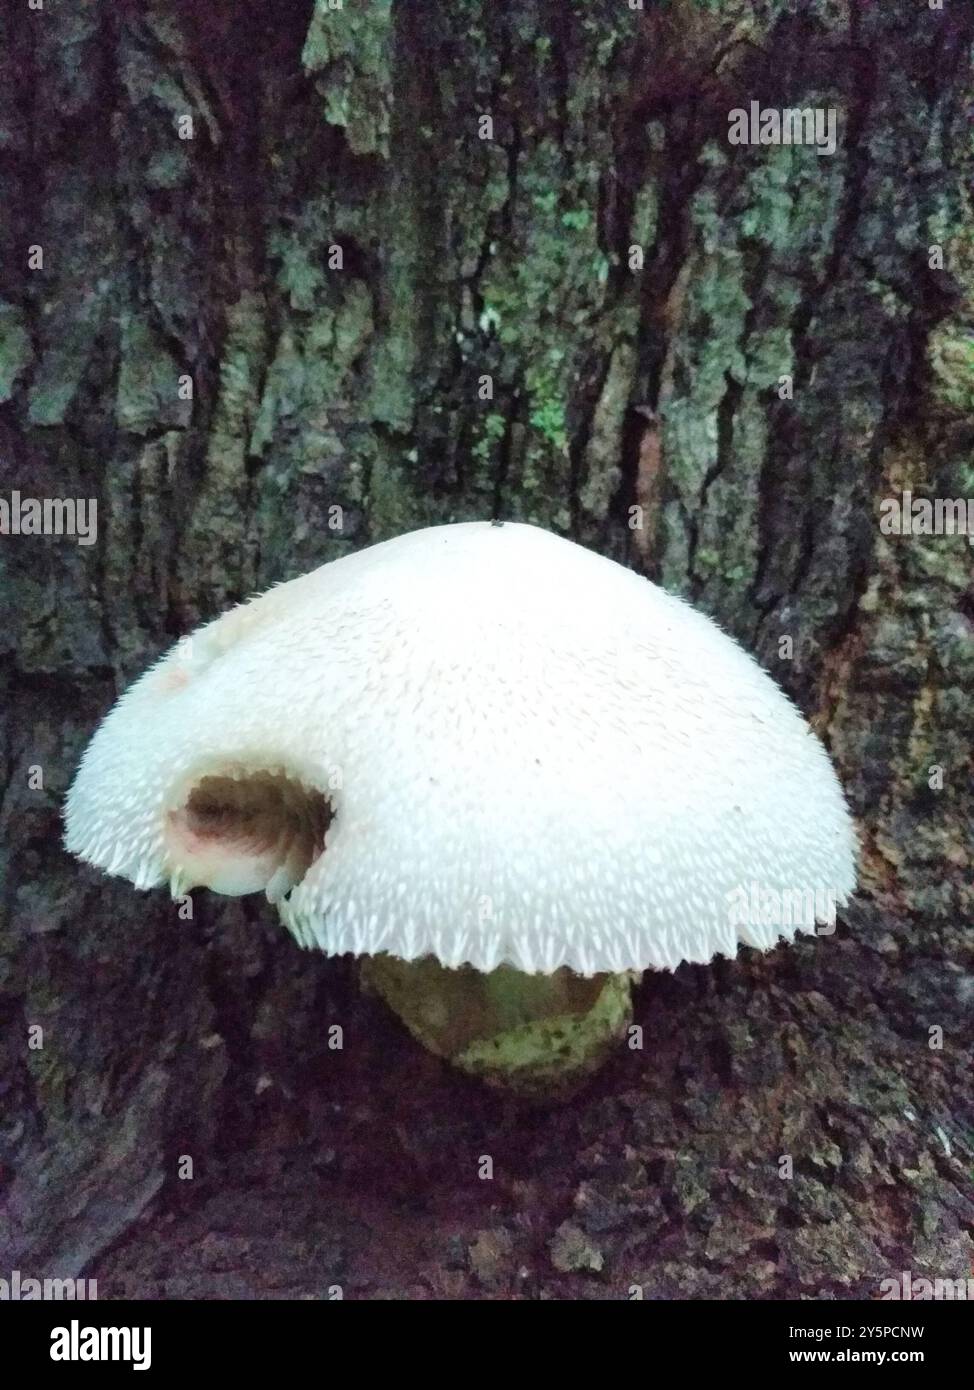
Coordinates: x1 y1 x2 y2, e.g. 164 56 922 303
166 768 332 902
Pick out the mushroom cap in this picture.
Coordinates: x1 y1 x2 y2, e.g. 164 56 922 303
65 521 857 975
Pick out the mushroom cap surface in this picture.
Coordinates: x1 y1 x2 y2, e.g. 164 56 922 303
65 521 857 974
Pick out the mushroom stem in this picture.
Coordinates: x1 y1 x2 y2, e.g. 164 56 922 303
360 955 635 1098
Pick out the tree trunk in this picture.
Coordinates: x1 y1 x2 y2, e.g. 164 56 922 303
1 0 971 1298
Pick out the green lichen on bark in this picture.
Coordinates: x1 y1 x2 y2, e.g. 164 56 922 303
302 0 393 157
179 287 268 606
0 302 32 402
116 313 187 435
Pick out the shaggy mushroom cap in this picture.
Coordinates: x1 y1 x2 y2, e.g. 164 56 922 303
65 521 857 975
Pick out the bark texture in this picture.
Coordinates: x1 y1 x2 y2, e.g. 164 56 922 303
1 0 972 1297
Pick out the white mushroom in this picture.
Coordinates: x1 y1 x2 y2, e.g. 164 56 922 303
65 521 857 1090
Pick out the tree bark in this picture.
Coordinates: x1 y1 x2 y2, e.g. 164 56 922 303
1 0 972 1297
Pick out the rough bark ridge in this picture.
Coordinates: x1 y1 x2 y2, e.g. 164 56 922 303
1 0 972 1297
